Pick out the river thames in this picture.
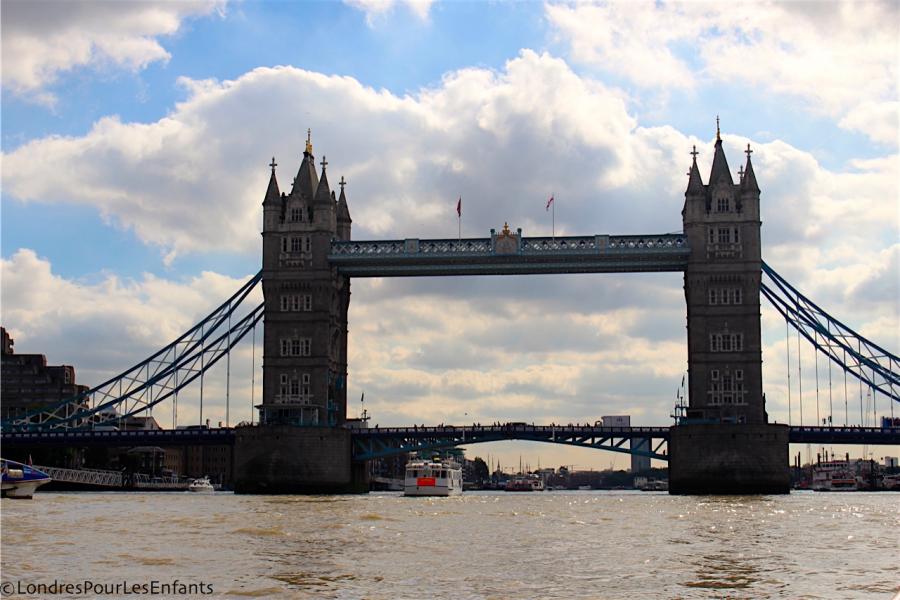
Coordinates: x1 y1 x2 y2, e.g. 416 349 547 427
1 490 898 599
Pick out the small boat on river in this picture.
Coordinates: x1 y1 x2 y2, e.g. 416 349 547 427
188 476 215 493
404 457 462 496
505 475 545 492
1 459 51 499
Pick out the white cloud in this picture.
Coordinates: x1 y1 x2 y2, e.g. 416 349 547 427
1 248 262 427
344 0 434 25
2 51 897 467
546 1 900 145
1 0 226 103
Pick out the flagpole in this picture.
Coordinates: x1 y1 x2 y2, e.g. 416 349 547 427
552 192 555 239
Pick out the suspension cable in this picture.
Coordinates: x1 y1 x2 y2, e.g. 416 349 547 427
814 330 821 426
226 310 232 428
797 325 803 426
250 324 256 425
843 348 849 426
786 318 792 426
827 347 833 426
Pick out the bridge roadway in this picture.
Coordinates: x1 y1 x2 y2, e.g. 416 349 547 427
2 425 897 460
328 234 690 277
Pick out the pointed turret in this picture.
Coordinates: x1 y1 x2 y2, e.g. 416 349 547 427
686 145 704 195
709 118 733 186
263 157 280 205
335 176 351 241
741 144 760 193
314 155 332 206
291 129 319 200
336 176 351 224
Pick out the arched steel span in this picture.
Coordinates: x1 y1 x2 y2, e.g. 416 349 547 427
349 424 670 462
761 261 899 404
3 271 263 432
5 260 900 432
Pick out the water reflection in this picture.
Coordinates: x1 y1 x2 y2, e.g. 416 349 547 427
1 491 896 599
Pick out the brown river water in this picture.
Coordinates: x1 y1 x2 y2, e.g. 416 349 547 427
1 490 898 599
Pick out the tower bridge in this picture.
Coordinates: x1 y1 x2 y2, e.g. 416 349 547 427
2 126 898 495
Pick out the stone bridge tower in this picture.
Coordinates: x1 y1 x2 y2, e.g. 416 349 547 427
682 124 764 424
258 132 352 427
672 121 789 494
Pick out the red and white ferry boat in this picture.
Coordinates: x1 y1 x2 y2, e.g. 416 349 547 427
404 457 462 497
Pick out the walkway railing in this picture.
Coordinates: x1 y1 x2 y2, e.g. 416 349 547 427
330 233 690 276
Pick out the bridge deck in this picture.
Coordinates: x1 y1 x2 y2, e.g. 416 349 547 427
329 234 690 277
2 425 895 452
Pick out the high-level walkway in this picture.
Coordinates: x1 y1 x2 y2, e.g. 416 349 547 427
329 234 690 276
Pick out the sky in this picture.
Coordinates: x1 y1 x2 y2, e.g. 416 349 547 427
2 0 898 471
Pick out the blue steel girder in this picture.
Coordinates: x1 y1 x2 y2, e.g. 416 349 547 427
350 425 670 461
761 261 899 404
789 426 900 445
329 234 690 277
1 427 236 447
2 272 264 432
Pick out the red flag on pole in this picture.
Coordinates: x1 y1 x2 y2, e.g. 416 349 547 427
456 197 461 217
546 195 554 210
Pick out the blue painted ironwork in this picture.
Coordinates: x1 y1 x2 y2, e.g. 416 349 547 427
3 424 896 453
2 272 264 432
329 233 690 277
788 425 900 445
2 427 236 447
350 423 671 461
761 261 899 404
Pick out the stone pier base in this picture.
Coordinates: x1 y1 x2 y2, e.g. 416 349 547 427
669 423 789 495
233 425 368 494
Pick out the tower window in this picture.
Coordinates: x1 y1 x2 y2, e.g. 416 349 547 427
291 237 302 253
281 237 288 253
710 333 743 352
718 227 730 244
281 338 312 356
303 294 313 311
290 207 303 222
717 197 730 212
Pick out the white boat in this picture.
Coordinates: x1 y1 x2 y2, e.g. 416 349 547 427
505 474 545 492
188 476 215 493
812 461 859 491
404 457 462 497
1 459 51 499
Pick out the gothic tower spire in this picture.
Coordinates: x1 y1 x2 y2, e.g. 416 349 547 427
686 145 704 195
292 130 319 201
741 143 760 193
709 117 733 186
263 157 280 205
